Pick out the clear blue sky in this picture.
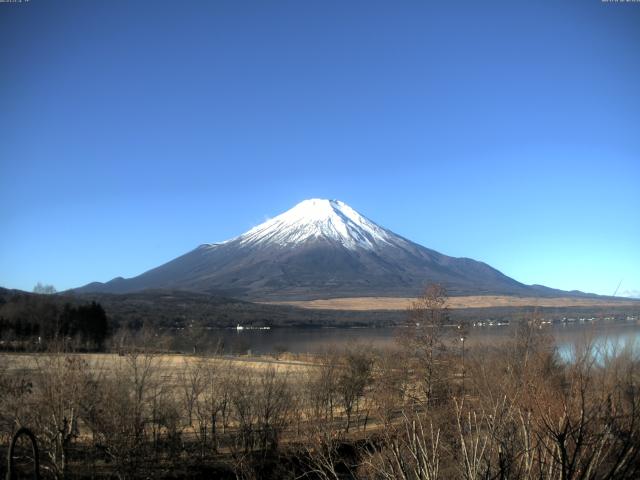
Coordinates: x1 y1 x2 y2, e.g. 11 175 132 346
1 0 639 297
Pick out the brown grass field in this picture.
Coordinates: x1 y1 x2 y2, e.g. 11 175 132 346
264 295 640 311
0 352 317 378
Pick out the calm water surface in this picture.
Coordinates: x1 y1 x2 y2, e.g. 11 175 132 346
185 321 640 357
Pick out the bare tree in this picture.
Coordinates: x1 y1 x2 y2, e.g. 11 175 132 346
194 357 232 454
179 356 206 427
337 346 373 433
0 357 33 445
524 341 640 480
299 422 353 480
83 349 166 479
33 282 57 295
400 283 450 405
363 411 441 480
255 365 292 452
31 352 94 478
229 367 258 454
370 348 409 429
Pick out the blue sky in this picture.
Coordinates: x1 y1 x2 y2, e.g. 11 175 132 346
1 0 639 297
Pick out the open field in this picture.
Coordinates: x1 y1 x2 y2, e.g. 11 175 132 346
0 351 316 376
266 295 640 311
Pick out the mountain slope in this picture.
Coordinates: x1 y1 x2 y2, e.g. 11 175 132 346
76 199 571 300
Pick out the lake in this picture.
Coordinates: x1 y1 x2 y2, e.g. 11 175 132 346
180 320 640 357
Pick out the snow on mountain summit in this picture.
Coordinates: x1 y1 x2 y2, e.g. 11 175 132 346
234 199 399 250
77 198 543 299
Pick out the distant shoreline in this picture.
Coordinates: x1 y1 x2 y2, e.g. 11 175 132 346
264 295 640 311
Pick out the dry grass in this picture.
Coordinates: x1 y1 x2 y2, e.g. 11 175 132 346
0 352 317 377
263 295 639 311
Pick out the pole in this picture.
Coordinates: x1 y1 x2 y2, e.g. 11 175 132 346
461 337 465 397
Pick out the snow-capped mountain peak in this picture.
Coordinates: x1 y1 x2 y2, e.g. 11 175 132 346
77 198 544 299
234 198 398 250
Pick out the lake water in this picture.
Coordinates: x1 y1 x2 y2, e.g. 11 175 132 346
183 320 640 357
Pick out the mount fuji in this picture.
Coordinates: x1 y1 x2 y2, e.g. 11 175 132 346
77 199 568 300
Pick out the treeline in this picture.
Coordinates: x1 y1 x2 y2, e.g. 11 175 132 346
74 289 404 329
68 290 640 329
0 292 110 350
1 287 637 340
